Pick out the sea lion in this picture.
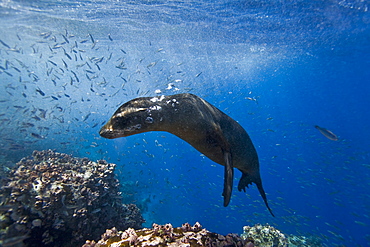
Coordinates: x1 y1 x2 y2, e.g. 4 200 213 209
100 93 274 216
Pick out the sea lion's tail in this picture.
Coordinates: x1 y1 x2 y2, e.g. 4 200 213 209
238 173 275 217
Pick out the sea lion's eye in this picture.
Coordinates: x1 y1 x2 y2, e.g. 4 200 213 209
145 117 154 123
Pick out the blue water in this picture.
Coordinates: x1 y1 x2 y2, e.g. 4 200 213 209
0 0 369 246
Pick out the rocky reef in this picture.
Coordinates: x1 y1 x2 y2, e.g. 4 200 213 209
0 150 323 247
0 150 144 247
82 222 250 247
82 222 324 247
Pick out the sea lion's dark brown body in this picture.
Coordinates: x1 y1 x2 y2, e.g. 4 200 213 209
100 93 274 216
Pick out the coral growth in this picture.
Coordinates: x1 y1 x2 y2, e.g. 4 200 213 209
83 222 247 247
0 150 144 246
241 224 288 247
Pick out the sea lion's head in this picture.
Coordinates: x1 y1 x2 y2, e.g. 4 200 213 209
99 97 165 139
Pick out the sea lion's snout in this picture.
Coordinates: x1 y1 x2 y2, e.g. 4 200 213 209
100 122 143 139
99 120 133 139
99 125 114 139
100 106 150 139
99 127 112 139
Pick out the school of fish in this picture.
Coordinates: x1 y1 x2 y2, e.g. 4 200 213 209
0 30 202 162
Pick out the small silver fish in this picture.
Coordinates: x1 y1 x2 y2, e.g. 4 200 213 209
88 33 94 43
315 125 338 141
36 88 45 96
0 39 11 49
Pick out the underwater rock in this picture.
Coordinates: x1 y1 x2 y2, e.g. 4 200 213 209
0 150 144 247
241 224 288 247
82 222 247 247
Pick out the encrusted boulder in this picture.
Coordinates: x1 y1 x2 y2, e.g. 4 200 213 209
241 224 288 247
0 150 144 247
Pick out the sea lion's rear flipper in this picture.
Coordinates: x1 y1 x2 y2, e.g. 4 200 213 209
222 151 233 207
238 173 275 217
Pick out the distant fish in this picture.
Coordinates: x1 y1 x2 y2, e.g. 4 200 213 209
48 60 57 66
91 41 97 49
11 66 21 73
36 88 45 96
31 116 41 121
39 31 52 38
315 125 338 141
22 122 35 128
62 34 69 43
0 39 11 49
31 133 45 139
147 61 157 68
83 112 91 121
88 33 94 43
38 109 47 119
62 59 68 68
63 48 72 60
71 70 79 82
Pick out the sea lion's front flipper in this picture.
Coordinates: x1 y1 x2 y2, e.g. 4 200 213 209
222 151 233 207
238 174 275 217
